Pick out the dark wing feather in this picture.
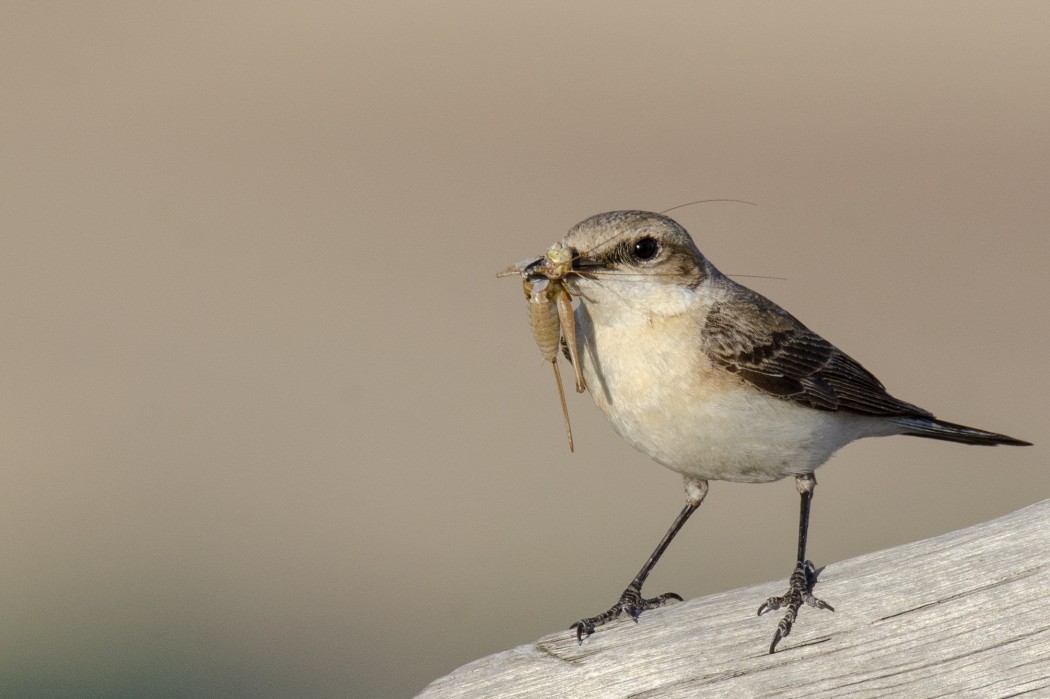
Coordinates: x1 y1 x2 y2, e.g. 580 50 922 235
701 291 931 418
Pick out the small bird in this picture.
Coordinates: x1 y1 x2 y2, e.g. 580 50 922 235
516 210 1030 653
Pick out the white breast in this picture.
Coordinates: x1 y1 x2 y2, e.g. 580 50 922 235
573 296 895 483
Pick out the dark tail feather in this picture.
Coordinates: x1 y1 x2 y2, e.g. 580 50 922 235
895 417 1031 446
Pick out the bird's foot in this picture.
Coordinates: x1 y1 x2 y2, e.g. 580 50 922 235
571 584 682 643
757 560 833 653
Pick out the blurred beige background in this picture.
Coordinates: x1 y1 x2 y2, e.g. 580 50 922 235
1 2 1046 697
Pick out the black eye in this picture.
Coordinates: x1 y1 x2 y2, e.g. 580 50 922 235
631 236 659 261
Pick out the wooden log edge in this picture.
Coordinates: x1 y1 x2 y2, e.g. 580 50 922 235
419 499 1050 698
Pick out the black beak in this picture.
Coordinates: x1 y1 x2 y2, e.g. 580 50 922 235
572 254 606 275
522 257 547 281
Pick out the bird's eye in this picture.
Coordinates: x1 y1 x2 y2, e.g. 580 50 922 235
631 236 659 261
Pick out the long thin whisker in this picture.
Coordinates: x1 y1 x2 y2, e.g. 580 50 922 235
580 272 634 305
573 270 786 283
572 270 684 281
659 199 756 215
726 273 787 281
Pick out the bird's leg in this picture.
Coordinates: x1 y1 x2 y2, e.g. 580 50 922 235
572 478 708 643
757 473 834 652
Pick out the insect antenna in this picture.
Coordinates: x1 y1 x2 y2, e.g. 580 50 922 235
659 198 756 215
726 274 787 281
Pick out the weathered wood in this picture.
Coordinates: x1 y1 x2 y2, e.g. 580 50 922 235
419 500 1050 698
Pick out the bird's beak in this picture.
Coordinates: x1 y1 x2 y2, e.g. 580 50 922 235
496 256 545 279
521 256 548 281
571 253 606 276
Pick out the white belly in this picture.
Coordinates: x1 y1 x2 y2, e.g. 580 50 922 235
574 303 895 483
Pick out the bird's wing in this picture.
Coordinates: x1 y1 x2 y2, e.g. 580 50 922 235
700 290 931 417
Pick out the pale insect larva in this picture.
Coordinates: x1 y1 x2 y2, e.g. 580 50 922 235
499 241 588 452
534 242 586 394
523 275 575 452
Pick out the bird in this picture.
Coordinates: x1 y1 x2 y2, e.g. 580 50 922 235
515 209 1031 653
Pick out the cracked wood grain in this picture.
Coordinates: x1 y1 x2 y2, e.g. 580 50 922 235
419 500 1050 699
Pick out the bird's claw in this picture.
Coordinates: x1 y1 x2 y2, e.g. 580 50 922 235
571 585 682 643
757 560 833 653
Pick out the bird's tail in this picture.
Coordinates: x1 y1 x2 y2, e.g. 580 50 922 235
894 416 1031 446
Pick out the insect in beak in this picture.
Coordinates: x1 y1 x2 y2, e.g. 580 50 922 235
500 242 588 452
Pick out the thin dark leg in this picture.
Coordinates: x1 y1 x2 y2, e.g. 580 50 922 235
757 473 834 653
795 473 813 564
628 500 697 591
572 478 708 643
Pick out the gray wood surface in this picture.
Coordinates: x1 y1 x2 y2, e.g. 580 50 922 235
419 499 1050 698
